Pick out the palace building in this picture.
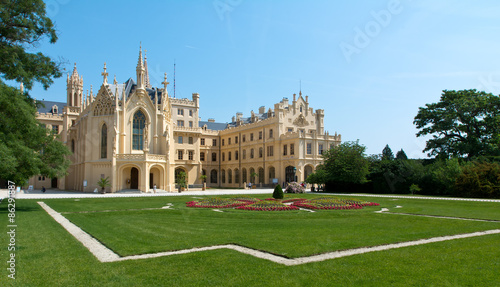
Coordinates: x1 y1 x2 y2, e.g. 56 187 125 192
30 48 341 192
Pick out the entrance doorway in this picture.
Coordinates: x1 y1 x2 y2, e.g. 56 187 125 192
51 177 58 188
150 173 153 189
130 167 139 189
285 166 296 183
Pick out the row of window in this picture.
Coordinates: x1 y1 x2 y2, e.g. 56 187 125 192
221 129 274 146
206 167 270 184
177 108 194 117
177 120 194 128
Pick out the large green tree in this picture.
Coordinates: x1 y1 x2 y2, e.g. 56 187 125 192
414 89 500 159
321 141 370 186
0 0 62 89
0 0 69 186
381 144 394 161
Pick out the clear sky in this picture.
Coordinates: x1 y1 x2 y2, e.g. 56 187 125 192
28 0 500 158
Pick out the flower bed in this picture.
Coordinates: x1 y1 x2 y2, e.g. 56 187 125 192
235 200 299 211
186 196 379 211
186 197 251 209
292 197 379 210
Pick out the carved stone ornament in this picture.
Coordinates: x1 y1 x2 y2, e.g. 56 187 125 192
293 114 309 127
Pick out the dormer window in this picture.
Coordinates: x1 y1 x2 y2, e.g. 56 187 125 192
300 105 303 113
52 105 58 114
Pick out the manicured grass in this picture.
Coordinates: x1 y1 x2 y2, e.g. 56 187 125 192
1 194 499 286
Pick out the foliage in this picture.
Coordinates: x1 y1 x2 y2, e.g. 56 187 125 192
455 161 500 198
396 149 408 160
284 182 305 193
272 184 284 199
236 200 299 211
0 0 69 185
97 177 111 192
199 174 207 182
321 141 370 187
0 83 71 185
305 168 328 191
414 89 500 159
418 158 462 196
409 184 421 195
382 144 394 161
175 171 187 188
0 0 62 89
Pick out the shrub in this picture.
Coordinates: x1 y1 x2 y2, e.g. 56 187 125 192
455 161 500 198
285 182 305 193
272 184 284 199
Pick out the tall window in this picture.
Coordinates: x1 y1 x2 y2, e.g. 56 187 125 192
210 170 217 183
212 152 217 161
178 108 184 116
269 129 273 138
250 149 254 159
318 144 324 155
283 144 287 156
228 152 232 161
188 150 194 160
101 124 107 158
250 133 254 141
267 146 273 157
177 120 184 127
178 136 183 144
290 144 295 155
307 143 312 155
212 139 217 146
259 131 263 140
259 147 263 158
200 152 205 161
235 136 238 144
188 137 193 144
243 149 246 159
178 150 183 160
133 110 146 150
201 138 205 145
243 135 246 142
235 151 239 160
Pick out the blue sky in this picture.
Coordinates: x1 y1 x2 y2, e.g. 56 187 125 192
28 0 500 158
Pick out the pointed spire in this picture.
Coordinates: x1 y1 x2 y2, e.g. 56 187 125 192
144 50 151 88
113 75 117 85
162 72 169 91
137 43 144 69
71 63 78 78
136 43 145 89
101 62 108 85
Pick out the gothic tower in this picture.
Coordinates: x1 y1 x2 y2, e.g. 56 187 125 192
66 63 83 107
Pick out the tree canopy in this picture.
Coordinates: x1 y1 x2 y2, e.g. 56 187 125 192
0 0 69 185
396 149 408 160
0 0 62 89
414 89 500 159
382 144 394 161
321 141 370 185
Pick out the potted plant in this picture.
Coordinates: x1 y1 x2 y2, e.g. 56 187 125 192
176 171 187 193
97 177 111 194
250 172 258 189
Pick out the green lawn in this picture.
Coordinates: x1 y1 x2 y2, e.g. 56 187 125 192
1 194 499 286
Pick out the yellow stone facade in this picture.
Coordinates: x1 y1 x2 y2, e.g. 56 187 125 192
29 49 341 192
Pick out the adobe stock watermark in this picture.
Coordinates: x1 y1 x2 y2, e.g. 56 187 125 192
6 181 17 280
339 0 405 63
45 0 71 18
213 0 243 21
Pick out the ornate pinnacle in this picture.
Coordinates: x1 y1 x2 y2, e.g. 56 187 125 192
102 62 108 85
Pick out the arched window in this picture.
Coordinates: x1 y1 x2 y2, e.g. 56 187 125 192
101 124 107 158
234 169 240 184
258 167 264 184
242 168 247 183
268 166 275 181
133 110 146 150
221 169 226 184
228 169 232 184
210 170 217 184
